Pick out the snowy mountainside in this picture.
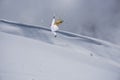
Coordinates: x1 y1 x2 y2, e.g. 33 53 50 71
0 20 120 80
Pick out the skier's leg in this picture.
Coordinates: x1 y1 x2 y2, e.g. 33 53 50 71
52 31 57 37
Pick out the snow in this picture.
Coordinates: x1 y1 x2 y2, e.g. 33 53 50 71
0 22 23 34
0 20 120 80
1 0 120 45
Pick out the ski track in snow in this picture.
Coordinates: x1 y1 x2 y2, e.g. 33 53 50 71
1 20 120 47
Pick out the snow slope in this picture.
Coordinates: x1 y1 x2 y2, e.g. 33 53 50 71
0 20 120 80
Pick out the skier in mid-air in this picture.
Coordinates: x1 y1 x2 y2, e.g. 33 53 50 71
50 16 63 37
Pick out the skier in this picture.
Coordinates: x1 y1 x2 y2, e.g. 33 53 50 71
50 16 63 37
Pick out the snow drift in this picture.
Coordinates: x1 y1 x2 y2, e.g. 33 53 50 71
0 20 120 80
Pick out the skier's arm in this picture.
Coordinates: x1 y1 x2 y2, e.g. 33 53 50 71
51 16 55 26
